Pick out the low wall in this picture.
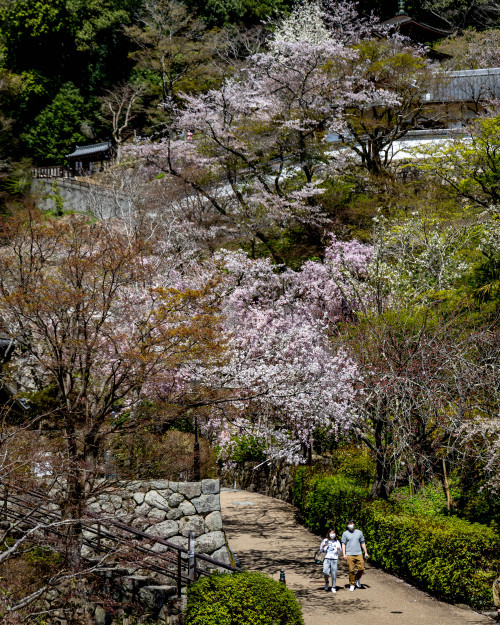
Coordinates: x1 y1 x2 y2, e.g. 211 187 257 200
3 479 230 624
83 478 230 566
221 460 294 503
31 178 130 220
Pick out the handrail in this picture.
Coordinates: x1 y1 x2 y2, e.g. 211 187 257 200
0 481 237 596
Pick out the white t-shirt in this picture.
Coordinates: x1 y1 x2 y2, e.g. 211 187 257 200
320 538 341 559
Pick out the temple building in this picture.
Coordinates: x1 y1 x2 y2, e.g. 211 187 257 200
65 140 115 177
382 0 451 46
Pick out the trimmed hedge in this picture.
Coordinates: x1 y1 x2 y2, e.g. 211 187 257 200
293 468 500 609
186 571 305 625
293 470 369 532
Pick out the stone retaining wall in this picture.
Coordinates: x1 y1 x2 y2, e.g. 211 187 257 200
221 460 294 503
82 478 230 566
32 178 130 220
4 479 229 624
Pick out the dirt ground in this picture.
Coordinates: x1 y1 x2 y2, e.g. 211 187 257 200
220 488 495 625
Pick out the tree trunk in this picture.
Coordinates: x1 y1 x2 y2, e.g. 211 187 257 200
370 419 388 499
441 457 452 514
62 422 84 571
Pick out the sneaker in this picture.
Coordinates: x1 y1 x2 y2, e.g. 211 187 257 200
324 584 329 592
331 587 336 593
349 585 355 592
355 580 362 588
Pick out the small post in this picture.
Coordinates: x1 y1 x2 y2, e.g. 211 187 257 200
177 551 182 597
193 414 200 481
188 531 195 583
279 569 286 585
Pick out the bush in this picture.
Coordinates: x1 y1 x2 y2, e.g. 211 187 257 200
389 481 460 518
293 470 369 533
292 470 500 608
229 435 266 463
365 503 500 609
185 571 304 625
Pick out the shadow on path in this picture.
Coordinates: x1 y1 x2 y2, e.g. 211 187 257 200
221 489 493 625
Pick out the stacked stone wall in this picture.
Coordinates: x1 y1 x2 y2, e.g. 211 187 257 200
221 460 294 503
82 478 230 565
4 479 229 624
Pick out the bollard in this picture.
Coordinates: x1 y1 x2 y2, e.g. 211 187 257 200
279 569 286 585
188 531 196 583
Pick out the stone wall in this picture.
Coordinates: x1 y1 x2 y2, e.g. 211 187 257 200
222 460 294 503
83 478 231 566
32 178 130 220
4 479 230 625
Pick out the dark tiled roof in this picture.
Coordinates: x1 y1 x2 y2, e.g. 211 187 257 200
426 67 500 103
66 141 112 159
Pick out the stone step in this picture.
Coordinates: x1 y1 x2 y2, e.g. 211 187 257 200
138 585 177 610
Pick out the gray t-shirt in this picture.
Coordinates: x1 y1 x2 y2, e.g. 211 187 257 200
341 528 365 555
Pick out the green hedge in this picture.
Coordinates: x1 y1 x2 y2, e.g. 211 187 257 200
186 571 305 625
292 469 500 609
293 470 369 533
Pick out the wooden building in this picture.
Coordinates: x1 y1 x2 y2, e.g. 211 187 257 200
66 140 115 177
382 1 451 46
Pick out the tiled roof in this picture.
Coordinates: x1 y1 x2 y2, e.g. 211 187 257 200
66 141 112 159
426 67 500 103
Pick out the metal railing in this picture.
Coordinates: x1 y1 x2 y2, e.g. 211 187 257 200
0 483 237 598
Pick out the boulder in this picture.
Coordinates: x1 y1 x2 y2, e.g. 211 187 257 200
204 511 223 532
149 480 171 490
166 508 184 521
167 535 188 550
178 515 205 537
138 585 177 611
191 494 220 514
144 490 169 510
195 531 225 554
135 503 150 517
148 508 166 522
201 479 220 495
177 482 202 499
110 495 122 509
133 492 145 505
178 500 196 516
211 545 232 567
145 520 179 540
168 493 185 507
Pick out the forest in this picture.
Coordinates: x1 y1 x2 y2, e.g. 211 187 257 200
0 0 499 623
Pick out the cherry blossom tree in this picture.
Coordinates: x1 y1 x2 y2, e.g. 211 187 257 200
0 208 220 569
196 237 371 465
123 0 439 267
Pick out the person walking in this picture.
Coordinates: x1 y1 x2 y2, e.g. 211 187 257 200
493 575 500 618
341 519 369 592
320 529 342 593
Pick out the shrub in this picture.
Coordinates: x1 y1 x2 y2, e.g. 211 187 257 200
293 471 369 533
229 435 266 463
389 481 460 518
185 571 304 625
365 503 500 609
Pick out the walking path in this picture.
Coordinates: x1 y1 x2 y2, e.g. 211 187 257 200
221 489 494 625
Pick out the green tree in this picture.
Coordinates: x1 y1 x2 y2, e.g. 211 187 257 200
126 0 216 108
414 114 500 209
184 0 290 26
341 37 441 175
20 83 90 164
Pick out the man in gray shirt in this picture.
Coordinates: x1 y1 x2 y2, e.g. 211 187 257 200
341 519 369 591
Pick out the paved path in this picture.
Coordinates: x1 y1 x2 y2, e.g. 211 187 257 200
221 489 493 625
